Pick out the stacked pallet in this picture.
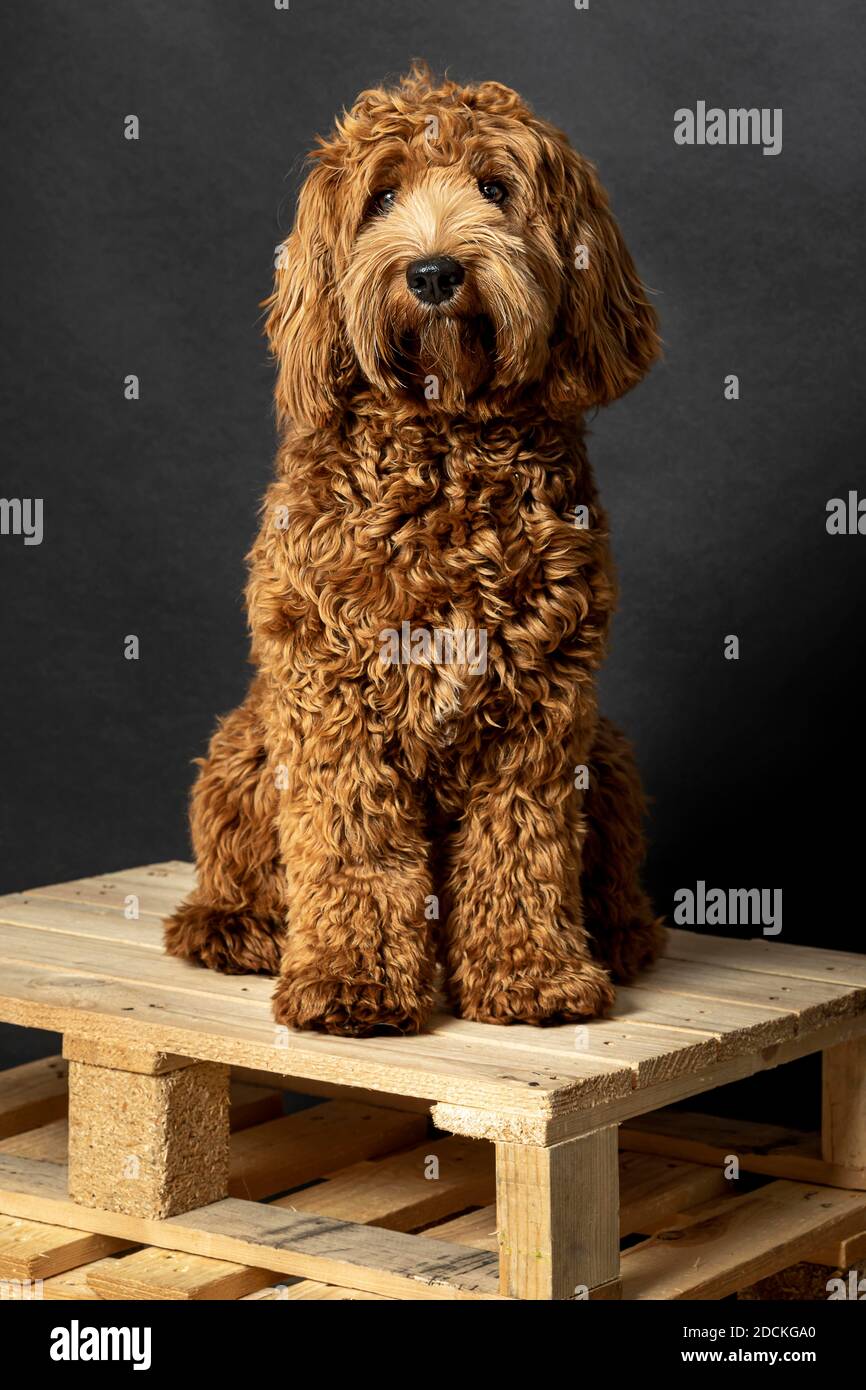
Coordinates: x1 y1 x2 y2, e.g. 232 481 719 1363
0 862 865 1298
0 1055 862 1301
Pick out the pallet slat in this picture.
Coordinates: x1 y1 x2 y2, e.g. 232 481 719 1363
0 1155 504 1300
621 1180 866 1300
86 1247 275 1302
622 1108 866 1191
666 928 866 989
228 1102 427 1201
0 1056 68 1139
87 1133 491 1300
0 1214 130 1281
284 1135 492 1231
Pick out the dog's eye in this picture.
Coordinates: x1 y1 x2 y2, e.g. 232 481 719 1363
479 179 507 206
372 189 397 215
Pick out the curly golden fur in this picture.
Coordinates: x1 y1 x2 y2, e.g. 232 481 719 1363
164 63 666 1035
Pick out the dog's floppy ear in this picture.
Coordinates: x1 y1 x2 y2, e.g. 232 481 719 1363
263 157 352 430
538 130 660 412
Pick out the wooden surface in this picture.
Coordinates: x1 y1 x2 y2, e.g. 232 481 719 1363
0 1056 68 1140
822 1038 866 1172
622 1108 866 1191
0 1212 130 1281
1 1054 863 1302
621 1180 866 1300
76 1137 727 1300
87 1132 492 1300
67 1058 230 1219
0 863 865 1137
0 1154 504 1300
496 1127 619 1298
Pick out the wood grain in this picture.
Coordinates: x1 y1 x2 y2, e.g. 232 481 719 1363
621 1179 866 1300
622 1107 866 1191
496 1127 619 1299
0 1154 504 1300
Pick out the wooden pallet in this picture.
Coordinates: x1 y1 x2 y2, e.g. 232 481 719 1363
0 862 864 1300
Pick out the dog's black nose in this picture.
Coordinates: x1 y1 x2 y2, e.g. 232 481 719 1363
406 256 465 305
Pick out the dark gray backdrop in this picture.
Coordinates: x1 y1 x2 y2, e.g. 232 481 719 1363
2 1 863 1120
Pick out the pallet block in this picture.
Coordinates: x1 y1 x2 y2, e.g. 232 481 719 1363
0 861 864 1299
67 1049 229 1219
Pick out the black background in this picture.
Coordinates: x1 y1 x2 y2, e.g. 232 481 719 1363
1 1 863 1122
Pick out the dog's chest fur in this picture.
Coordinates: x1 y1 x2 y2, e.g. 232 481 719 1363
264 415 610 763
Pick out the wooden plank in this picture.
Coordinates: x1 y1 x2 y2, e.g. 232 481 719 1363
0 1155 504 1300
667 928 866 989
226 1083 284 1132
425 1153 731 1250
621 1179 866 1300
808 1227 866 1269
435 987 802 1070
0 922 627 1108
0 895 165 948
63 1037 192 1074
0 1099 420 1300
0 917 272 999
0 1056 68 1139
0 1213 131 1280
2 935 603 1103
25 860 196 907
42 1259 120 1299
1 864 864 1141
496 1127 619 1299
736 1260 842 1301
228 1102 427 1200
26 877 184 919
90 1132 489 1300
426 1205 498 1250
87 1246 274 1301
823 1038 866 1172
0 912 817 1107
243 1281 390 1300
224 1148 730 1302
622 1109 866 1191
418 1011 720 1082
611 986 797 1057
0 1119 68 1164
6 895 851 1068
0 1108 425 1189
617 1151 731 1234
285 1135 493 1231
434 1012 866 1144
15 866 866 997
0 960 623 1117
628 956 866 1029
230 1067 432 1115
0 1103 424 1187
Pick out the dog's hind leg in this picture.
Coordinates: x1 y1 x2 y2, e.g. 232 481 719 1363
164 681 286 975
580 716 666 982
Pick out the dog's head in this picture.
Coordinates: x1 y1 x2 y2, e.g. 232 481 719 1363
265 63 659 426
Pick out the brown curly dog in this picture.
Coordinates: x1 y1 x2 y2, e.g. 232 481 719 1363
164 63 665 1035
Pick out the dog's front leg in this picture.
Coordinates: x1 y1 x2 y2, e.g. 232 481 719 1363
270 723 436 1036
443 724 614 1025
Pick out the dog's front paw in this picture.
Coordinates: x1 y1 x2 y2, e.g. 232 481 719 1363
272 972 433 1037
456 958 614 1026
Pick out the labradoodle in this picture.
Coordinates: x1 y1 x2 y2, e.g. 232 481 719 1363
165 63 665 1035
